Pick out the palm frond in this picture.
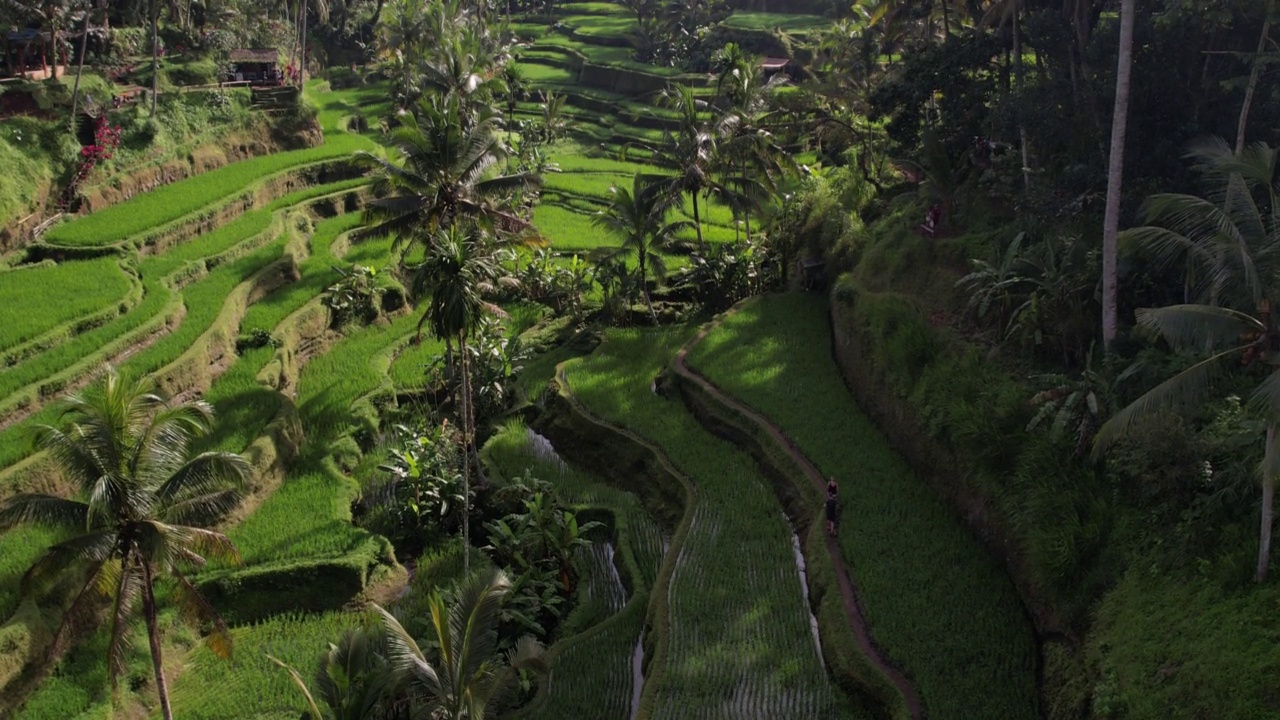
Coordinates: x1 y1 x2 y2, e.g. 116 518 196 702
1134 304 1262 351
1094 344 1247 458
0 493 90 531
172 569 233 658
268 655 326 720
155 451 251 507
372 602 442 690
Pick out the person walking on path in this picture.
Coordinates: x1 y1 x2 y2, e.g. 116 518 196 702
826 477 839 537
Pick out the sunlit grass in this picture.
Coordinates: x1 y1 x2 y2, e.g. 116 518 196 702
685 294 1039 720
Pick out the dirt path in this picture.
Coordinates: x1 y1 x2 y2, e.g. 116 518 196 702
672 323 926 720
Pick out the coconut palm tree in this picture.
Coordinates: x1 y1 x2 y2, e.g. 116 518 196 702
1100 0 1137 348
373 568 546 719
633 84 718 251
0 366 249 720
357 94 538 261
412 224 512 571
591 172 692 322
1098 140 1280 583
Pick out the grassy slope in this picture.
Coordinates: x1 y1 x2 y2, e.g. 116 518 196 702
686 294 1039 720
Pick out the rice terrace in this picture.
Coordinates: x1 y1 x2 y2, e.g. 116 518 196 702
0 0 1276 718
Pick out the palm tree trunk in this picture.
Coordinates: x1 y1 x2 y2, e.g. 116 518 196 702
642 257 657 324
692 192 705 252
150 0 159 117
1100 0 1136 350
459 332 473 574
1234 14 1271 156
1259 425 1278 582
69 10 91 136
299 0 309 87
1013 1 1030 190
141 560 174 720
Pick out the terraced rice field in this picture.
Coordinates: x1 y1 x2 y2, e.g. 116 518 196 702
685 294 1040 720
0 5 1034 718
563 328 854 718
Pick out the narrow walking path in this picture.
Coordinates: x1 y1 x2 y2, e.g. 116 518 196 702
672 323 926 720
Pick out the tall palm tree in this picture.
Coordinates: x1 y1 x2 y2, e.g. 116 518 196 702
357 95 538 261
1100 0 1136 348
636 84 718 251
412 225 511 571
0 366 249 720
373 568 546 719
712 52 794 243
590 172 691 321
1098 140 1280 583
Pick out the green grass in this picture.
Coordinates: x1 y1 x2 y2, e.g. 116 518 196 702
558 2 627 15
685 294 1039 720
43 140 371 248
532 203 613 250
223 310 418 567
515 61 579 85
241 212 365 336
388 334 447 390
0 258 134 355
722 11 832 33
168 610 366 720
563 14 636 40
1088 567 1280 720
543 171 632 202
563 327 846 717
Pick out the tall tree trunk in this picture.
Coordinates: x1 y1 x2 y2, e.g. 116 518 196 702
692 192 704 252
299 0 309 87
50 15 60 80
941 0 950 37
1100 0 1136 350
69 10 92 135
1235 15 1271 155
150 0 159 117
141 561 173 720
1259 425 1277 582
640 252 657 323
1013 1 1030 189
459 332 473 574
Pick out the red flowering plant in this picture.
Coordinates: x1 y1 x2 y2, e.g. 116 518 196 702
62 115 124 207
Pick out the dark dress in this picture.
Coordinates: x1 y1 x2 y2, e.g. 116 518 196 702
825 486 838 523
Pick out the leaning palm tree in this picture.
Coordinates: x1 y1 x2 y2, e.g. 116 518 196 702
374 568 546 719
590 172 692 321
1098 140 1280 583
0 366 249 720
413 224 511 571
357 94 538 261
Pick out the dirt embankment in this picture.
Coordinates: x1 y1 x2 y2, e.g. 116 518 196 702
1 119 322 253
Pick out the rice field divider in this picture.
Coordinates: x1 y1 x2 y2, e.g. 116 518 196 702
540 357 696 719
0 209 288 439
666 307 919 720
40 156 365 252
0 245 329 704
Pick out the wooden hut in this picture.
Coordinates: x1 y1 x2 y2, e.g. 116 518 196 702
227 48 281 85
3 28 50 79
759 56 792 79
